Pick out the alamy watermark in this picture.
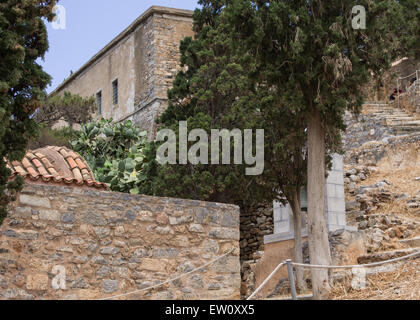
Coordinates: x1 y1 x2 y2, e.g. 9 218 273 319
156 121 265 176
352 5 367 30
51 265 66 290
351 267 367 290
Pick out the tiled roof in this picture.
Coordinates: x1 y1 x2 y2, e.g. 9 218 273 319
7 146 108 190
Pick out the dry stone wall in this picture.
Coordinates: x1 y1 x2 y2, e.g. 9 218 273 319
0 184 240 300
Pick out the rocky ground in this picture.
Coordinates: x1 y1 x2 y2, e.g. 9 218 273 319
331 100 420 300
267 100 420 300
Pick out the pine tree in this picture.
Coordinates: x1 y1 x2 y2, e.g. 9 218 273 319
223 0 409 299
143 0 327 292
0 0 57 224
400 0 420 59
142 7 274 211
35 91 96 127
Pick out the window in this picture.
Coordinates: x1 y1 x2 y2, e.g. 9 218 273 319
112 79 118 105
96 91 102 115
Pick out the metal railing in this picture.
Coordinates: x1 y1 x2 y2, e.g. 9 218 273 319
247 250 420 300
397 70 420 109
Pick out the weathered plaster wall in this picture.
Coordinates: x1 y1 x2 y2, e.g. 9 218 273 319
0 184 241 300
57 33 137 121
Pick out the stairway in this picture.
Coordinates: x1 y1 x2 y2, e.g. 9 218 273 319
362 101 420 135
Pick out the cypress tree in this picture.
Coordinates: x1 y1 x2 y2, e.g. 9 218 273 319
0 0 57 224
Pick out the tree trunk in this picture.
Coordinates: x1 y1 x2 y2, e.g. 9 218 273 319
307 107 332 300
289 189 307 293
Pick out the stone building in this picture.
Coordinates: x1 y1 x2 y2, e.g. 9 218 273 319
52 6 194 137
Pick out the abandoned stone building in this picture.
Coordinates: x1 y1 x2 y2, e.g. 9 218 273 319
52 6 194 137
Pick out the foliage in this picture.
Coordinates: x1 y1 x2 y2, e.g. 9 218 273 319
139 6 276 210
28 124 77 149
220 0 412 298
96 145 147 194
71 119 148 194
399 0 420 59
35 91 96 126
0 0 57 224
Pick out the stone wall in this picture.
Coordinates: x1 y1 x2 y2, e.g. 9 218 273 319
132 10 194 138
345 132 420 168
343 110 395 152
239 204 274 297
0 184 241 300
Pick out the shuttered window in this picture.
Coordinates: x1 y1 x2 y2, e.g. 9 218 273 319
112 79 118 105
96 91 102 115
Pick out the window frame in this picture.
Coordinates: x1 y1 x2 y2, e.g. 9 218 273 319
111 78 118 106
96 90 102 115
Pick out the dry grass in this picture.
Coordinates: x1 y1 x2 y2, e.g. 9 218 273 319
362 167 420 198
330 261 420 300
351 167 420 223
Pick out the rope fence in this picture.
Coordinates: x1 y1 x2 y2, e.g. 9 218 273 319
396 69 419 108
94 247 419 301
247 250 420 300
98 248 235 301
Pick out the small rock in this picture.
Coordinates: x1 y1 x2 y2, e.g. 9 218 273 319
103 280 118 293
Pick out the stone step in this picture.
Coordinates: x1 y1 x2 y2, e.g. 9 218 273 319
363 108 395 112
387 119 417 124
357 247 420 264
393 126 420 134
396 120 420 126
399 236 420 248
363 101 389 105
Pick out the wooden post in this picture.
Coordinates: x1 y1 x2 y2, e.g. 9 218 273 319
287 259 297 300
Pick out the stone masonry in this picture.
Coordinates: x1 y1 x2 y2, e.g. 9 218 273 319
0 184 241 300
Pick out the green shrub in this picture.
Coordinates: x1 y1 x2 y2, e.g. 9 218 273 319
29 124 77 149
71 119 148 194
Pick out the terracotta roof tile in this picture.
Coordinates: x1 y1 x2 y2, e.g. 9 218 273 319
66 157 77 169
14 166 27 176
32 158 43 168
41 157 53 168
37 166 49 176
26 152 36 160
26 166 39 177
68 151 80 159
75 158 87 170
8 146 108 190
59 148 69 158
72 168 83 181
47 167 59 176
21 157 32 169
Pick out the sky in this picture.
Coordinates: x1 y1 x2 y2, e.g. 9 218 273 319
40 0 199 93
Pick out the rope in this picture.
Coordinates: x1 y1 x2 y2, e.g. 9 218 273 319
398 71 418 80
98 248 235 301
291 250 420 269
246 251 420 300
247 261 287 300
